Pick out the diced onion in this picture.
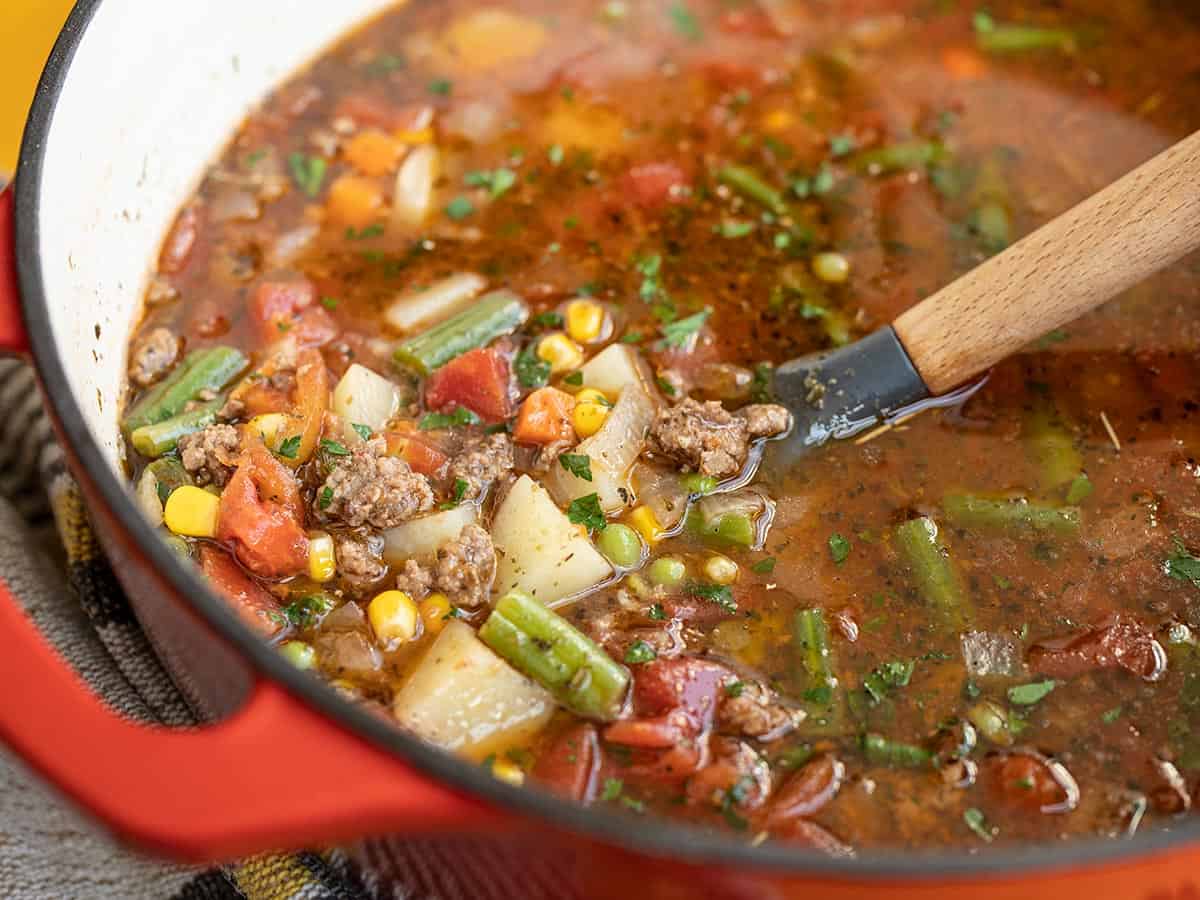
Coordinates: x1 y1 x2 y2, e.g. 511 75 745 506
392 144 439 229
383 272 486 333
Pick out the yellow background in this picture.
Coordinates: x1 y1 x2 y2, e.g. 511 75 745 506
1 0 75 173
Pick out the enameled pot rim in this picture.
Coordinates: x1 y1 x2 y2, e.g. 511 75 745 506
13 0 1200 879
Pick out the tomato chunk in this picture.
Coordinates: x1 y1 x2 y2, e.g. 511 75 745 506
618 162 690 212
1027 618 1166 681
424 347 514 421
983 751 1077 815
199 546 282 638
249 277 339 346
532 723 602 804
385 431 450 478
217 442 309 578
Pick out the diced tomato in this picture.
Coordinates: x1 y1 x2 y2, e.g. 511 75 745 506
292 306 340 347
159 205 200 275
617 162 691 212
403 436 450 478
249 277 339 346
765 755 846 826
1027 618 1166 681
199 545 282 638
531 723 601 804
770 819 854 857
277 348 331 468
701 59 768 91
718 8 781 37
513 387 576 446
983 751 1075 815
217 442 308 578
685 740 770 812
424 347 514 422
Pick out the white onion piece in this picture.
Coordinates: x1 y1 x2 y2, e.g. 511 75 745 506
391 144 439 229
383 504 477 566
135 468 164 528
332 363 402 431
209 186 261 223
961 631 1021 678
442 100 506 143
383 272 486 333
268 223 319 266
632 463 689 530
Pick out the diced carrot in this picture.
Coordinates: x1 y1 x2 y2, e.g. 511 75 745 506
343 129 405 177
199 546 283 638
325 174 385 228
217 442 309 578
513 387 576 446
424 347 514 422
942 46 988 80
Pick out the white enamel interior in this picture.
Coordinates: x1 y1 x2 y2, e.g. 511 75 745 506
33 0 397 470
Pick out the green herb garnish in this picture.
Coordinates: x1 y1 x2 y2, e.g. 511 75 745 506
567 493 607 532
828 532 851 564
1007 679 1056 706
444 196 475 221
559 453 593 482
419 407 481 430
687 581 736 614
287 153 327 198
659 308 711 349
465 167 518 199
625 641 658 664
515 344 552 389
277 434 302 459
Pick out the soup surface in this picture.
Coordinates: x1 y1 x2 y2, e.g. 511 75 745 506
122 0 1200 853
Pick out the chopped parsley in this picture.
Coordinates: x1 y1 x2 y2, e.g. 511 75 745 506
1101 705 1123 724
620 331 644 344
465 167 518 199
559 453 593 482
963 807 994 842
281 594 333 629
318 486 334 510
668 2 704 41
351 423 372 440
828 532 851 564
1065 473 1093 504
1007 679 1057 706
655 376 678 397
287 153 327 198
829 134 858 157
715 219 755 239
320 439 350 457
345 223 384 240
320 296 339 310
658 308 711 349
1166 539 1200 588
419 407 481 430
687 581 737 614
427 78 453 96
444 196 476 221
547 144 565 166
648 602 666 621
530 311 565 330
720 775 755 830
440 478 470 510
752 556 777 575
625 640 657 664
563 371 584 386
277 434 302 459
601 777 624 801
863 660 914 704
514 344 552 389
364 53 406 76
725 681 745 698
567 493 607 532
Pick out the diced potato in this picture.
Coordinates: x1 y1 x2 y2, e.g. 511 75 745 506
577 344 656 397
546 380 658 513
393 620 555 758
440 9 548 71
332 364 401 432
382 504 478 566
492 475 613 604
384 272 486 333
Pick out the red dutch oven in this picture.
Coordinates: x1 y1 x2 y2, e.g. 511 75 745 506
1 2 1199 897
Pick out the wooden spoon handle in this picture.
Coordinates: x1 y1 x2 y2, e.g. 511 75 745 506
893 129 1200 395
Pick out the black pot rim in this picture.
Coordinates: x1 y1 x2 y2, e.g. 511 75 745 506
12 0 1200 880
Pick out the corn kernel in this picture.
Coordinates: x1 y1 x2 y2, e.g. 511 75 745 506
565 300 606 343
308 531 337 583
628 505 665 546
343 129 404 177
326 174 385 228
163 486 221 538
369 590 420 646
419 593 453 637
762 109 795 133
537 333 584 375
812 251 851 284
574 388 611 407
704 554 740 585
572 402 609 439
491 759 526 787
249 413 290 450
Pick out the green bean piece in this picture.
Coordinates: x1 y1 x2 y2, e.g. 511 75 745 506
977 25 1077 54
894 517 971 629
122 346 247 435
681 473 718 496
1024 401 1082 491
851 140 946 175
972 202 1011 254
479 590 630 721
942 494 1080 537
129 399 223 458
394 290 528 375
861 732 933 768
793 608 848 734
717 165 787 215
597 524 644 569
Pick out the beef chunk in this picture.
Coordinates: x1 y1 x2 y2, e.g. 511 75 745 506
393 524 497 608
447 433 514 500
717 681 802 740
178 424 242 487
648 398 791 479
128 327 180 387
335 532 387 589
318 438 435 528
433 524 496 608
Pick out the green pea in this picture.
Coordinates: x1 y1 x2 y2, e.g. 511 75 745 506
715 513 756 547
280 641 316 670
647 556 687 586
161 534 193 559
682 473 718 495
597 523 643 569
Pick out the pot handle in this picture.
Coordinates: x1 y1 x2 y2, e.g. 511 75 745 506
0 186 498 861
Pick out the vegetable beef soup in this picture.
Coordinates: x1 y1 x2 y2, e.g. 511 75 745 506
122 0 1200 852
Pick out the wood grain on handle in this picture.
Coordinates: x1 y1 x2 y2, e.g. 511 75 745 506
893 129 1200 395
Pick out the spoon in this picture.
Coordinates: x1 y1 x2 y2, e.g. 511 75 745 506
769 127 1200 458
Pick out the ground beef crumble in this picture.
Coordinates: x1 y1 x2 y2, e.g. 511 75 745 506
717 681 803 741
393 524 497 608
335 532 387 589
178 423 242 487
648 399 791 479
318 437 435 528
128 327 180 387
447 433 514 499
